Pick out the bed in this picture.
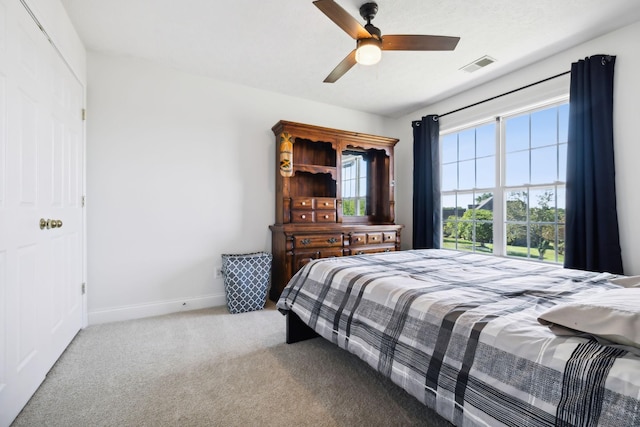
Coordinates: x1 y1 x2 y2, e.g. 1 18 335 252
276 249 640 426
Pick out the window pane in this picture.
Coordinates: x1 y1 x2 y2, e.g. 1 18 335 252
458 129 475 161
506 191 528 221
442 221 458 249
530 223 556 260
456 221 474 252
505 115 529 153
505 151 529 186
559 104 569 143
531 107 557 148
529 188 557 262
441 134 457 163
529 188 555 216
556 187 566 211
442 163 457 191
343 163 354 180
476 156 494 189
359 158 367 177
530 146 557 184
458 159 475 189
457 193 474 217
343 199 354 215
475 192 493 209
344 180 355 197
506 224 528 256
557 223 565 262
442 195 458 219
476 123 496 157
473 205 493 246
558 143 567 181
359 177 367 195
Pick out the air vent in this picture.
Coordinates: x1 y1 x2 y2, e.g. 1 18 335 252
460 55 496 73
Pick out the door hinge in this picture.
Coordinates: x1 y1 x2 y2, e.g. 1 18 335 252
81 195 86 207
82 109 86 121
81 283 86 294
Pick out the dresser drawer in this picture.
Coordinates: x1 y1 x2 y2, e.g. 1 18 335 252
315 198 336 210
350 233 367 246
294 234 343 248
291 210 315 223
291 197 314 209
316 211 337 222
383 232 397 243
366 232 383 244
293 247 343 271
352 246 395 256
293 251 318 271
318 248 343 258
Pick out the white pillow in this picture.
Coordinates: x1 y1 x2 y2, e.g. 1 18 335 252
538 288 640 349
610 275 640 288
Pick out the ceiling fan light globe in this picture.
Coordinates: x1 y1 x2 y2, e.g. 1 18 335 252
355 39 382 65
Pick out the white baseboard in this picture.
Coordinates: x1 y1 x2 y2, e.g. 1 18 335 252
87 293 227 325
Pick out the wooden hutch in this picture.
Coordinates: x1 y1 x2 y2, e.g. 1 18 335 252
269 120 403 301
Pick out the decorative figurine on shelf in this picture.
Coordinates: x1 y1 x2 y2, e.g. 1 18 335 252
279 132 293 177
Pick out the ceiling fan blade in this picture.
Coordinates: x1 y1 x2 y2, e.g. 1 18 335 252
323 50 357 83
382 35 460 51
313 0 371 40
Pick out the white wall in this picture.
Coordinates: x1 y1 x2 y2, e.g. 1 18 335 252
392 20 640 275
86 52 395 323
25 0 86 85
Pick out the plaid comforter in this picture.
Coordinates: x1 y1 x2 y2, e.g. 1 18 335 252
277 249 640 426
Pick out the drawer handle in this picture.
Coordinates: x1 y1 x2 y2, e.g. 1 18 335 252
301 201 307 206
301 214 306 219
371 237 377 241
301 238 311 245
327 237 338 244
356 237 362 242
323 202 329 206
386 235 392 240
385 249 391 252
324 215 329 219
356 251 364 255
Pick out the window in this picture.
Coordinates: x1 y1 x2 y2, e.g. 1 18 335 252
342 151 367 216
441 101 568 263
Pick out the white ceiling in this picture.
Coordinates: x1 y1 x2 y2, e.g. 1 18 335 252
60 0 640 118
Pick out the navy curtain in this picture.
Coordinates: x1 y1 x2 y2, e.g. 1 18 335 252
564 55 623 274
412 115 441 249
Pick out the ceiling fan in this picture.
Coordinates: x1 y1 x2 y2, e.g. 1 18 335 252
313 0 460 83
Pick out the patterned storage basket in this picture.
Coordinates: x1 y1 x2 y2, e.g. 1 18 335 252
221 252 272 314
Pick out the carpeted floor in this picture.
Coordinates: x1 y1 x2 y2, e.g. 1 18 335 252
12 302 452 426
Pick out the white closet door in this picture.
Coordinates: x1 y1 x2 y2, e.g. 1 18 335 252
0 0 84 425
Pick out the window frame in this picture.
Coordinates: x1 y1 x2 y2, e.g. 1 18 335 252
439 97 569 263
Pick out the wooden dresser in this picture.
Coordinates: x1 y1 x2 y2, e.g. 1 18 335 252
269 120 403 301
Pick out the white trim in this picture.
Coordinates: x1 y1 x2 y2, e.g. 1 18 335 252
87 293 228 325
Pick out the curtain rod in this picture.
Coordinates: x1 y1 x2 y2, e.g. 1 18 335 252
437 70 571 119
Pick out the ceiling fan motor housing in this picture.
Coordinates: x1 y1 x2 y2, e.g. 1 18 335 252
359 2 378 22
